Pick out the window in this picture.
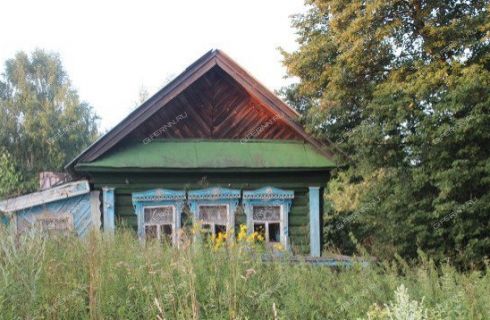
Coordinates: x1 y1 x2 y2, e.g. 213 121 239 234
144 206 175 243
188 188 241 240
198 205 228 237
252 206 281 243
243 187 294 250
132 189 186 245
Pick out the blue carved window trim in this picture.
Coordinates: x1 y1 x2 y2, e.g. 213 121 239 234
132 189 186 245
188 187 241 235
243 186 294 250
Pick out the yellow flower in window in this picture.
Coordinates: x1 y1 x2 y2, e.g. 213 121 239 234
246 231 264 243
212 231 227 249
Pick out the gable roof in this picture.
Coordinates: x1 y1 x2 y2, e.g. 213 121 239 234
66 49 337 174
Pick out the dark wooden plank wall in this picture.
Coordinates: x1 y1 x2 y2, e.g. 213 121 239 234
90 171 328 254
123 66 304 142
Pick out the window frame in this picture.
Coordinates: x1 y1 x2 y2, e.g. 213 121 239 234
143 205 176 244
132 189 186 246
197 203 230 236
251 205 282 244
243 187 294 250
188 188 241 239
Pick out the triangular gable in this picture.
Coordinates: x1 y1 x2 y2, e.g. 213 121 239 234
123 66 304 142
66 49 336 173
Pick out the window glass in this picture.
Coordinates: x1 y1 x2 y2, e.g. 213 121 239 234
198 205 228 237
214 224 226 235
144 207 173 224
268 223 280 242
145 225 158 241
160 225 173 243
254 223 266 239
199 205 227 224
143 206 174 243
253 206 280 221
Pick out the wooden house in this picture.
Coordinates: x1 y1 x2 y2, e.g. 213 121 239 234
3 50 337 257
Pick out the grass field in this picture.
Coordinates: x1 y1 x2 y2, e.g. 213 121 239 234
0 226 488 319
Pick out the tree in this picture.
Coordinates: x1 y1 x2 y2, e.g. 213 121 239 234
0 148 22 198
282 0 490 267
133 84 150 109
0 50 99 197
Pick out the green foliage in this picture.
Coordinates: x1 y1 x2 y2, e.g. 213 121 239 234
0 49 99 195
0 227 488 319
282 1 490 267
0 148 22 198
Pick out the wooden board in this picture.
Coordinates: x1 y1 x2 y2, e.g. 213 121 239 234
15 192 100 237
0 180 90 213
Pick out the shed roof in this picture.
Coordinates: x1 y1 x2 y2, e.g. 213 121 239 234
0 180 90 213
75 140 335 172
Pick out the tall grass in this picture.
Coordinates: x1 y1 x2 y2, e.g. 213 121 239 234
0 226 488 319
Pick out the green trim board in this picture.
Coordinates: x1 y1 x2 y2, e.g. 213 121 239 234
75 140 336 171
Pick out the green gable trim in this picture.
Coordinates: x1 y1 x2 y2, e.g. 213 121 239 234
75 140 336 172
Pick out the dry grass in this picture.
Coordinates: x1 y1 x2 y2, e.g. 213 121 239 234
0 226 488 319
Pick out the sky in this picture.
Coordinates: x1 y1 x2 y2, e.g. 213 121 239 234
0 0 307 131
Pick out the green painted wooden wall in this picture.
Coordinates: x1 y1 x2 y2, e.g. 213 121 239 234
88 171 329 254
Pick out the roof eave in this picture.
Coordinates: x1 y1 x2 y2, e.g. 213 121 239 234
74 165 335 173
